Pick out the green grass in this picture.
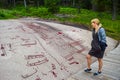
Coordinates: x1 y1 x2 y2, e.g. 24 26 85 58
0 7 120 41
0 9 16 19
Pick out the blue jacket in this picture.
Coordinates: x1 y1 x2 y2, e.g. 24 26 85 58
98 27 107 43
98 27 107 50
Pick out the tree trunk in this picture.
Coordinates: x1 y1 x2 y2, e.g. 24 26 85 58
91 0 97 11
36 1 39 7
112 0 117 20
72 0 75 7
24 0 27 8
13 0 16 7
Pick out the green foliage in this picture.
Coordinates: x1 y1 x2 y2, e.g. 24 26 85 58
91 0 112 12
0 9 16 19
44 0 60 13
27 7 48 17
91 0 98 5
60 7 78 14
102 19 120 40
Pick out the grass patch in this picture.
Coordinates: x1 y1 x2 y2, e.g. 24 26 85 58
0 9 16 19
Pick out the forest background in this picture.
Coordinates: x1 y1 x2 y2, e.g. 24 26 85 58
0 0 120 41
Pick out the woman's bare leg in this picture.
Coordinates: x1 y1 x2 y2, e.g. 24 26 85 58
86 54 92 69
98 58 103 72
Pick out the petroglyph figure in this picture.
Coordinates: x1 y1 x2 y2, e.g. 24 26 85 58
21 68 37 78
25 54 45 60
27 58 49 66
21 40 37 46
1 44 7 56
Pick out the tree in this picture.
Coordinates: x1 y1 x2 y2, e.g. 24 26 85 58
91 0 119 20
44 0 60 13
91 0 110 12
24 0 27 8
13 0 16 7
0 0 9 8
91 0 98 11
111 0 118 20
74 0 82 13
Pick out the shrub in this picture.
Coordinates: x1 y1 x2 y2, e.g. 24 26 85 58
44 0 60 13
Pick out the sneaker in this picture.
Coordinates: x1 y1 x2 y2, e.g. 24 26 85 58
84 68 92 72
93 71 101 76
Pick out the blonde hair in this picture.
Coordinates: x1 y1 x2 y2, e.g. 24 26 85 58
91 18 102 27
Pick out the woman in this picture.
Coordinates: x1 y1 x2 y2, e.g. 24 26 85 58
84 18 107 76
